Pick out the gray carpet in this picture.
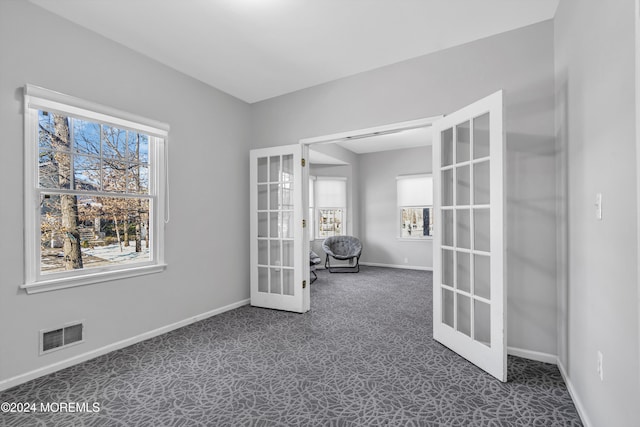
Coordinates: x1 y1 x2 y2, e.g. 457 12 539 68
1 266 581 426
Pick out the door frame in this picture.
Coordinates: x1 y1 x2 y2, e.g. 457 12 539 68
299 117 443 147
298 115 442 288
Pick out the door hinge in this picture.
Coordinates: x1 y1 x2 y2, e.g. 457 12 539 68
302 280 307 289
301 158 306 167
302 219 306 228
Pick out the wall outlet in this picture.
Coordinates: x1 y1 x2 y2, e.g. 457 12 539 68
404 257 409 264
596 351 604 381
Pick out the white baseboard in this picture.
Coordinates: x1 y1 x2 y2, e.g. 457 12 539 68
507 346 557 365
359 261 433 271
0 298 250 392
557 359 592 427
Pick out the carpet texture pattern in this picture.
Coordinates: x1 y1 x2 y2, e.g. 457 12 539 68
1 267 581 426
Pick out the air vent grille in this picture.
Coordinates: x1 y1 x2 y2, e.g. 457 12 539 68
41 322 84 354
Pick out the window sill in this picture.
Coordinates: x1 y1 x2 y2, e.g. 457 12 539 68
397 237 433 242
21 264 167 294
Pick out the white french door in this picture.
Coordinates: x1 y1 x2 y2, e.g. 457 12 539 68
250 144 310 313
433 91 506 381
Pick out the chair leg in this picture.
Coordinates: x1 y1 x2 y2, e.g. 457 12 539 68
310 269 317 283
326 255 360 273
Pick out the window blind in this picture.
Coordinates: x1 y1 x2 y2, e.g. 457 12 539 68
397 174 432 206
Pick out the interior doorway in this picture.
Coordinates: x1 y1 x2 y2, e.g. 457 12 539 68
300 116 441 271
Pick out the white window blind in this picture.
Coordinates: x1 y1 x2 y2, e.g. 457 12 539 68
397 174 432 206
315 177 347 207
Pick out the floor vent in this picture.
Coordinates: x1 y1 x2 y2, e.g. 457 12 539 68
41 322 84 354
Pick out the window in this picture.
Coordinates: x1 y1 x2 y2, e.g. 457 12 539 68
314 177 347 239
397 174 433 238
23 85 169 293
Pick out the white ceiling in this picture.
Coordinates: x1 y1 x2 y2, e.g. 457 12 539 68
309 126 432 165
29 0 559 103
335 127 432 154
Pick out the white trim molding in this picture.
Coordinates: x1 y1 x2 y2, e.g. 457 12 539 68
299 116 442 146
506 346 557 365
0 299 250 392
557 359 593 427
359 261 433 271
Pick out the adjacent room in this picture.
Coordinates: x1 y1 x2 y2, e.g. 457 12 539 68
0 1 639 426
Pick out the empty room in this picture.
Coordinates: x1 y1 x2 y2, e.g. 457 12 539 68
0 1 639 426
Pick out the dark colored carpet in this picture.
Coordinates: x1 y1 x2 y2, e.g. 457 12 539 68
0 266 581 426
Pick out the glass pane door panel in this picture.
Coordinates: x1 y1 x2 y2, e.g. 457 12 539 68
269 213 279 238
281 212 293 238
283 269 294 296
442 210 454 247
258 213 268 238
442 169 454 206
433 92 503 381
282 240 294 267
474 254 491 299
282 154 293 181
270 269 282 294
281 183 293 209
474 209 490 252
474 300 491 347
251 145 303 313
257 157 268 183
456 121 471 163
269 240 280 266
258 240 268 265
457 294 471 337
442 249 454 287
443 289 455 328
473 113 490 159
441 128 454 167
269 156 280 182
456 209 470 249
258 184 268 210
456 165 470 205
474 161 490 205
269 184 280 210
456 252 471 293
258 267 269 293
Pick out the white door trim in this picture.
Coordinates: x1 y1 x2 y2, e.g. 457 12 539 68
299 116 443 146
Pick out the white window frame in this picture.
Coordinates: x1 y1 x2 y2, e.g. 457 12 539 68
397 173 433 240
22 85 169 294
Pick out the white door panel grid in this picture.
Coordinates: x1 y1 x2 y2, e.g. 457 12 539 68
432 91 506 381
250 144 310 313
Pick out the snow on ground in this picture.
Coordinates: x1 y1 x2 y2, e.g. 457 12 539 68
82 242 150 264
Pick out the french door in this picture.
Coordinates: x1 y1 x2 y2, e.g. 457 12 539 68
433 91 506 381
250 144 310 313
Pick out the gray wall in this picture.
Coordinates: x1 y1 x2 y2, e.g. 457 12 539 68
359 146 433 269
0 1 250 384
555 1 640 425
250 21 558 356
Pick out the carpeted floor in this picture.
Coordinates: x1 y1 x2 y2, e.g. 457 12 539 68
1 266 581 426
